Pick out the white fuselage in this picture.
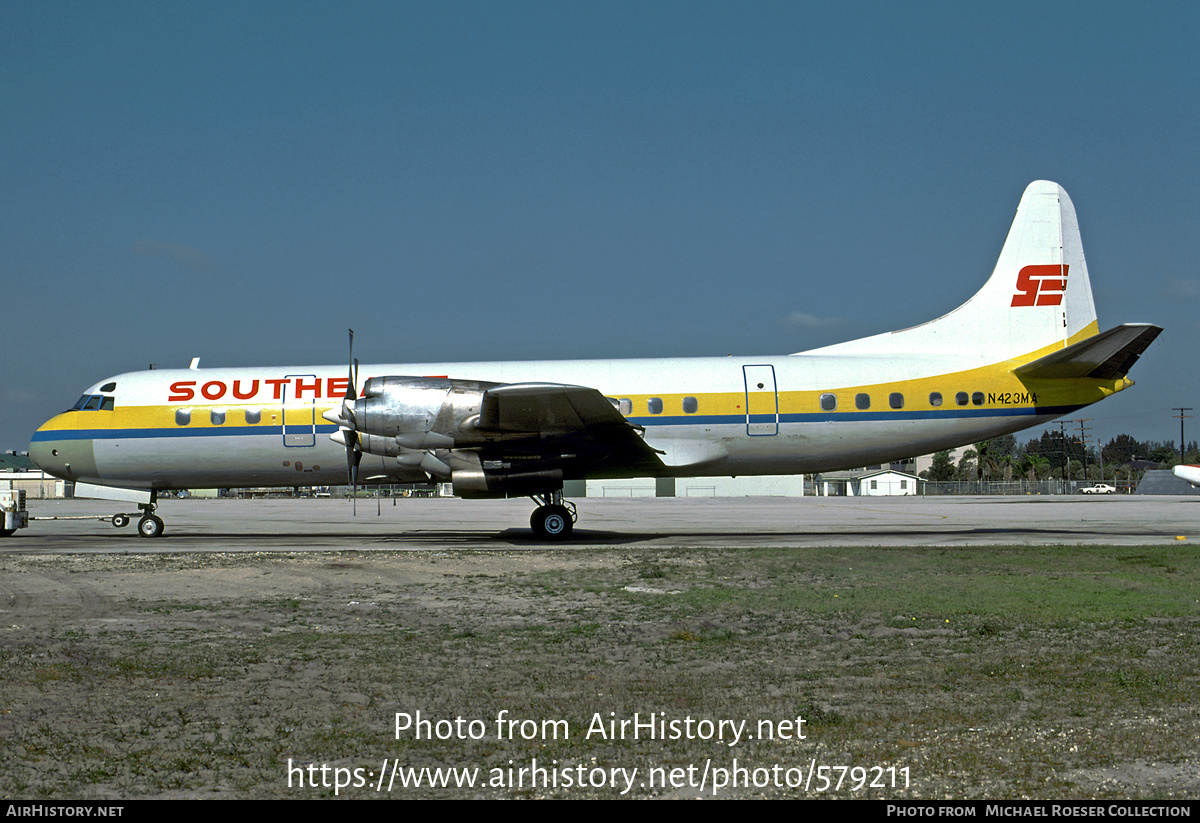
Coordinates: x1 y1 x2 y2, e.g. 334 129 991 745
30 350 1080 491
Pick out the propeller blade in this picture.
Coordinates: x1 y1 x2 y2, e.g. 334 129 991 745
349 445 361 516
346 329 357 401
338 399 356 429
342 329 362 515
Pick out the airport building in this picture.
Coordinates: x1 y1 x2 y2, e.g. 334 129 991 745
568 461 919 498
0 452 64 499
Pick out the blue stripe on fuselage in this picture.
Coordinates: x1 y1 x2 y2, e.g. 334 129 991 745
31 405 1083 443
30 424 341 442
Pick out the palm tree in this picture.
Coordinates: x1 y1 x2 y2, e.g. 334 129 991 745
1024 454 1050 482
974 440 1002 481
998 452 1017 481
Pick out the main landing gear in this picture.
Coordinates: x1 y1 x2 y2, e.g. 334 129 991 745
530 491 576 541
109 495 165 538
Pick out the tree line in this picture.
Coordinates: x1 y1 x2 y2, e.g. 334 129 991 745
920 431 1198 486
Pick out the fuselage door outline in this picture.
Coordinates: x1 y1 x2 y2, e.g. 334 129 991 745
282 374 317 448
743 364 779 436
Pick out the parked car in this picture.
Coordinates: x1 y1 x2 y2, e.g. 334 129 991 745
1081 483 1117 494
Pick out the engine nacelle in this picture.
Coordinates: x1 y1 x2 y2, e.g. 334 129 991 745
350 376 501 453
452 467 564 499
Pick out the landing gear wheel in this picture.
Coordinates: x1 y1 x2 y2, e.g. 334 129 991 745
111 514 130 528
137 515 165 538
531 505 573 541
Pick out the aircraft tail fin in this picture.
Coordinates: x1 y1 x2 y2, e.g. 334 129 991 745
803 181 1100 361
971 179 1098 359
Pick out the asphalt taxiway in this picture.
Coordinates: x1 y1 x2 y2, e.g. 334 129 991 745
5 494 1198 553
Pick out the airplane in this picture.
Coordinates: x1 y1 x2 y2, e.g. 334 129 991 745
1173 465 1200 487
27 181 1161 540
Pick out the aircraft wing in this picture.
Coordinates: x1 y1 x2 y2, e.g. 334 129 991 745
473 383 665 472
1014 323 1162 380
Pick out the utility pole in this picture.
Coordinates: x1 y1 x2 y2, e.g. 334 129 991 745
1173 408 1193 463
1075 418 1092 480
1058 421 1069 480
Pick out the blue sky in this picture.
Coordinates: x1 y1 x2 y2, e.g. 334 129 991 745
3 1 1197 452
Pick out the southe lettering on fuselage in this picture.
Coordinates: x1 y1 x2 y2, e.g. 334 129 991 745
28 181 1161 540
166 377 354 403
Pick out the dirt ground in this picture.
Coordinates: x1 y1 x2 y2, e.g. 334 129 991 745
1 538 1198 799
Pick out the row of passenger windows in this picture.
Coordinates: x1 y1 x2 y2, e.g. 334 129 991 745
613 398 700 415
176 408 262 426
615 391 986 416
820 391 986 412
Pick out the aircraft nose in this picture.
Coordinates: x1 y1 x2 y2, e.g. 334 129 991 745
29 418 98 482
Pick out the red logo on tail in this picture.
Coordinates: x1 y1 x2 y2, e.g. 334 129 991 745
1011 265 1069 307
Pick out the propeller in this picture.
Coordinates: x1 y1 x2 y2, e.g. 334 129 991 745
343 330 362 515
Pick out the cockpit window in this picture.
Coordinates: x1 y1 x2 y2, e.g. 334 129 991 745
100 382 117 392
71 394 115 411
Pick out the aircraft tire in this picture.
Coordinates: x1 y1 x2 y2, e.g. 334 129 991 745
137 515 165 538
531 505 573 541
112 514 130 528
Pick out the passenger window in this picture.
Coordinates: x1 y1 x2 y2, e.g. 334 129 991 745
619 399 632 415
211 409 226 425
956 392 969 406
648 398 663 414
175 409 192 426
245 408 261 424
820 393 837 412
889 392 904 409
855 393 870 410
683 397 698 413
929 392 942 407
972 392 985 405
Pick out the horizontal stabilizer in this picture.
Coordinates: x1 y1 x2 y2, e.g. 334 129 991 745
1014 323 1162 380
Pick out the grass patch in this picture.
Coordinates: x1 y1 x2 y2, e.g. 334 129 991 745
1 544 1197 798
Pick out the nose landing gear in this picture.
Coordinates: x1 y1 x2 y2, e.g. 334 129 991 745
137 510 165 538
136 495 165 538
108 493 165 538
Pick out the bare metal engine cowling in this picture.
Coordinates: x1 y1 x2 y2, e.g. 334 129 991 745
347 376 565 498
351 376 498 453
